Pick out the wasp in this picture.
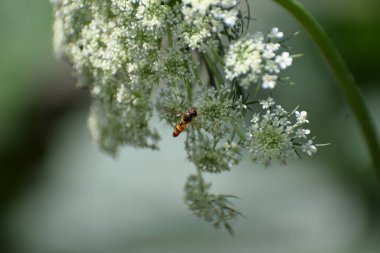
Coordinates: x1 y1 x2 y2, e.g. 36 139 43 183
173 107 197 137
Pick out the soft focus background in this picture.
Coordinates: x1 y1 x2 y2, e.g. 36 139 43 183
1 0 379 252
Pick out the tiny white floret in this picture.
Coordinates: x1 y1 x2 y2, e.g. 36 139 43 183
275 52 293 69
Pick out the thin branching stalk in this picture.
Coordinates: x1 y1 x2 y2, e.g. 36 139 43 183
273 0 380 179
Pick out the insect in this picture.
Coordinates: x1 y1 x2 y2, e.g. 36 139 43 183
173 107 197 137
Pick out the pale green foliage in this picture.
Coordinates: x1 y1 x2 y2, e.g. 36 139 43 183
195 86 242 138
155 48 194 84
51 0 321 233
186 131 241 173
185 173 240 234
155 85 189 125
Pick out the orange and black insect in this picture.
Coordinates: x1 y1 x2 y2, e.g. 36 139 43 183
173 108 197 137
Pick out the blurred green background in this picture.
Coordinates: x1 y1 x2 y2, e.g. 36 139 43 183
0 0 379 252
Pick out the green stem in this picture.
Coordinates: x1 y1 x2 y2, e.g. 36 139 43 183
167 27 173 48
191 66 203 87
273 0 380 179
203 54 223 89
185 79 193 103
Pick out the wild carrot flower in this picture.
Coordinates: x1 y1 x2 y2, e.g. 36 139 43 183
51 0 324 234
224 29 293 89
245 97 316 166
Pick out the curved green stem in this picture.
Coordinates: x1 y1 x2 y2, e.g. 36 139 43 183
273 0 380 179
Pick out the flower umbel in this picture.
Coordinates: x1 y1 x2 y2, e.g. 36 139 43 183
224 28 293 90
245 97 317 167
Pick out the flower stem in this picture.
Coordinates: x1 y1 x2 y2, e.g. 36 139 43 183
273 0 380 179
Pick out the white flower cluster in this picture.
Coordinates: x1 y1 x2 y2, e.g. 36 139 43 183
134 0 170 31
179 0 240 51
51 0 323 233
245 97 317 167
51 0 244 154
225 28 293 89
51 0 197 153
182 0 239 26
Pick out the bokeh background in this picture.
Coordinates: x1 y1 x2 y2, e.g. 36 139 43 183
1 0 379 252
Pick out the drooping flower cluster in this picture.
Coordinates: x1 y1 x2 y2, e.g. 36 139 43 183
224 27 293 89
184 173 240 233
52 0 175 153
51 0 323 234
245 97 317 167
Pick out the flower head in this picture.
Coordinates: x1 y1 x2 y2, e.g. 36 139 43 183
245 97 317 166
224 29 293 90
302 140 317 156
179 0 240 51
275 52 293 69
268 27 284 39
260 97 275 109
295 110 309 124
